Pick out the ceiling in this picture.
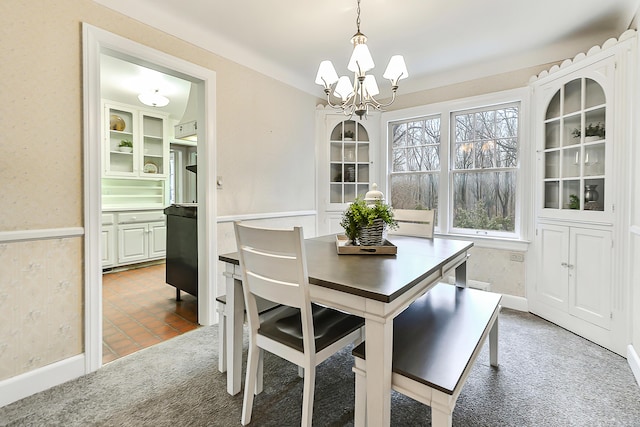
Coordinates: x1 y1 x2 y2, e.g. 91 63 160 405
95 0 639 102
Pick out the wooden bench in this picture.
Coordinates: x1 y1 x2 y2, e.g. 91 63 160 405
352 283 501 427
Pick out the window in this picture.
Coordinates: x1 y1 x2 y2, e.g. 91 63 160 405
451 104 518 235
386 90 524 240
389 117 441 221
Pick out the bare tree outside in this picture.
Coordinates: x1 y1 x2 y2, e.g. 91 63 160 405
389 103 519 233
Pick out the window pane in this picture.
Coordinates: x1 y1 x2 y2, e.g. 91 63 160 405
475 110 495 140
452 171 516 232
455 142 473 169
496 138 518 167
455 114 473 142
496 107 518 138
390 173 439 211
391 122 408 148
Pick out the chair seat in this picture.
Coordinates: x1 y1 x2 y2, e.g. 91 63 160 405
259 303 365 353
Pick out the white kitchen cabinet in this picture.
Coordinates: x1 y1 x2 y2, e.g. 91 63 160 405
101 213 116 268
533 223 612 331
103 101 169 179
102 210 166 268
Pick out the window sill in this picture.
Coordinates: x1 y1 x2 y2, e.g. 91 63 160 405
434 233 530 252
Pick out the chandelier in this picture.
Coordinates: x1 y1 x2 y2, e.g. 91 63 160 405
315 0 408 118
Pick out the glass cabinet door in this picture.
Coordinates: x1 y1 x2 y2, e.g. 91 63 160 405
542 77 606 212
107 107 135 176
140 113 165 176
329 120 370 204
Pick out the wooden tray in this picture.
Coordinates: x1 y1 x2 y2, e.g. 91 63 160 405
335 234 397 255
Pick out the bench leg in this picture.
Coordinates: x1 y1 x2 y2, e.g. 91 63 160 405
255 348 264 394
217 302 227 373
489 314 499 367
431 406 453 427
352 359 366 427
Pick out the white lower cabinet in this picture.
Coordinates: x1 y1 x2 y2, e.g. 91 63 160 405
532 223 612 343
101 214 116 268
101 210 166 268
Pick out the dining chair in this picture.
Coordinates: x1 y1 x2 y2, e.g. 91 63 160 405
388 209 435 238
234 221 365 426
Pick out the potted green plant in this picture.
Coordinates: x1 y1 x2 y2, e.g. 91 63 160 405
119 139 133 153
569 194 579 210
340 197 398 245
571 122 605 141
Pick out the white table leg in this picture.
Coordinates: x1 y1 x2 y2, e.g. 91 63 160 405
490 315 499 367
225 264 244 395
364 316 393 427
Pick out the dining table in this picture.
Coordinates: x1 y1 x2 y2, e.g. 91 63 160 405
219 233 473 427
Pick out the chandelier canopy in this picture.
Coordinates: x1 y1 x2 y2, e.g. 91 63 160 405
315 0 408 118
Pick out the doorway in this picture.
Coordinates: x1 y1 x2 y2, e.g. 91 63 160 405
83 24 218 372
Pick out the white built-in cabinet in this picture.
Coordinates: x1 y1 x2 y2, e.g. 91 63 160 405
529 31 635 356
315 106 380 236
103 101 169 179
535 223 612 330
102 210 166 269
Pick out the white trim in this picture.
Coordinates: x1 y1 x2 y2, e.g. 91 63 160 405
82 24 218 377
500 294 529 312
217 210 317 223
631 225 640 235
0 355 85 407
627 345 640 388
0 227 84 243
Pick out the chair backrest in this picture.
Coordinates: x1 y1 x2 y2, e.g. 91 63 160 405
233 222 315 350
388 209 435 238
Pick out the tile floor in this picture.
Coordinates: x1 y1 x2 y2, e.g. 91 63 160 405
102 263 199 364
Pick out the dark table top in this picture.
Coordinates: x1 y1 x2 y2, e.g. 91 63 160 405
219 234 473 303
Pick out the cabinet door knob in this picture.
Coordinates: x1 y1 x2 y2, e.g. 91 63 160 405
561 262 568 267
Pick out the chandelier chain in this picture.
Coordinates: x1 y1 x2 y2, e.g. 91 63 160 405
356 0 361 33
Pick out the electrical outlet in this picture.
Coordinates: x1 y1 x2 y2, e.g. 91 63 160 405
509 252 524 262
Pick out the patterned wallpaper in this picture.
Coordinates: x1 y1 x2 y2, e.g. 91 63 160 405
0 238 83 381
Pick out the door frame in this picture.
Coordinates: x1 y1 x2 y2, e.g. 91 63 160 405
82 23 218 372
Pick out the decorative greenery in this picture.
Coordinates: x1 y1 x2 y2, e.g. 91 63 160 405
340 197 398 242
119 139 133 148
343 130 355 139
569 194 580 210
571 122 605 139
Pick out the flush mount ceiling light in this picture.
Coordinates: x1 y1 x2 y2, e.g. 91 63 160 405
138 89 170 107
315 0 408 118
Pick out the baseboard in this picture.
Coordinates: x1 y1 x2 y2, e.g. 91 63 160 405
499 294 528 312
627 345 640 388
0 354 85 408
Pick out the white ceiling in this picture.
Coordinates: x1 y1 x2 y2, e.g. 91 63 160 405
96 0 639 103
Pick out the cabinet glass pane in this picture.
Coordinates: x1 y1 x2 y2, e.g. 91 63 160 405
562 147 580 178
564 115 581 146
545 121 560 149
357 144 369 162
344 164 356 182
344 143 356 161
356 184 369 198
545 91 561 120
344 184 356 202
330 164 342 182
584 178 604 211
356 123 369 141
585 78 605 108
330 184 342 203
330 143 342 162
562 180 580 209
545 151 560 179
564 80 582 115
357 164 369 182
585 108 606 141
544 181 559 208
584 143 605 176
